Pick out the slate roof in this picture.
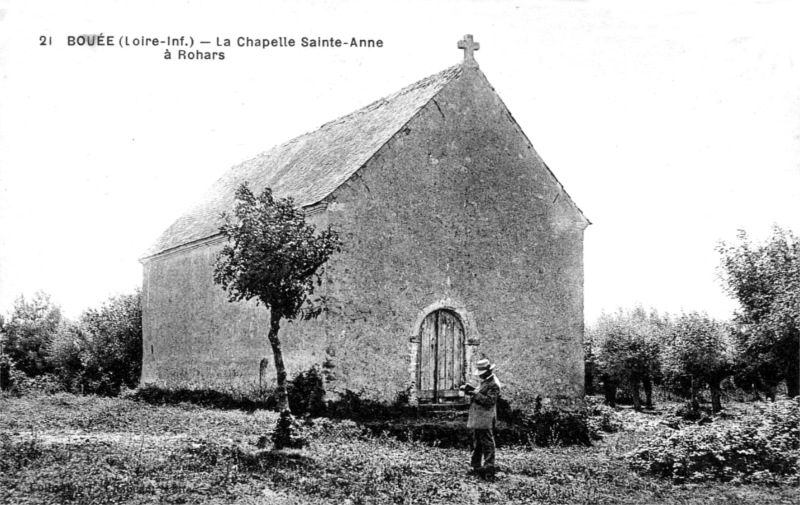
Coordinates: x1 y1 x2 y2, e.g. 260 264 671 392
142 64 464 259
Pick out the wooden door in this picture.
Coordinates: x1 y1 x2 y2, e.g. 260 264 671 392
418 309 465 403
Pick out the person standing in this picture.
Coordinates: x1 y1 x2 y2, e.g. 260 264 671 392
461 358 502 475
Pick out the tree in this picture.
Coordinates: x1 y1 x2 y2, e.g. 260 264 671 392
213 183 340 415
2 292 62 376
590 307 665 410
583 330 596 396
717 226 800 398
80 290 143 394
662 312 734 413
45 290 142 395
47 320 87 391
0 314 10 390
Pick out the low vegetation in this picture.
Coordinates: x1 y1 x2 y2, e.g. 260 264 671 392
626 398 799 485
1 391 798 504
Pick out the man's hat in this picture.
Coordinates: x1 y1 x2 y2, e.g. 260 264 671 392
473 358 496 376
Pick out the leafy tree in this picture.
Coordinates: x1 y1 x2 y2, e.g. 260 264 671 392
80 290 143 394
662 312 734 413
47 290 142 395
214 183 340 417
717 226 800 398
47 320 87 390
2 292 62 376
590 307 665 410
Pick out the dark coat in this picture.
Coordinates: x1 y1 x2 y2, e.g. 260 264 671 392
467 375 501 429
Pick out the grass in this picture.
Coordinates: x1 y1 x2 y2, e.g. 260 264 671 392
1 392 798 504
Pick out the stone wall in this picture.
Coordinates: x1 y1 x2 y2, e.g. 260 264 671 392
318 66 587 401
141 65 587 402
141 215 330 391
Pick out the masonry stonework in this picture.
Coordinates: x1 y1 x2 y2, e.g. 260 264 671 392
141 61 589 404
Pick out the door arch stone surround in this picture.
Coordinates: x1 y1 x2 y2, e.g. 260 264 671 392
407 298 481 405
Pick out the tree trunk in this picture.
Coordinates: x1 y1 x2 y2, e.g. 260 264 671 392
631 379 642 412
643 375 654 410
0 362 9 391
766 384 777 402
690 377 699 413
603 375 617 407
267 316 291 413
785 353 799 398
710 380 723 414
585 361 595 396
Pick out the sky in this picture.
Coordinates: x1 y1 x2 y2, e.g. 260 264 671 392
0 0 798 323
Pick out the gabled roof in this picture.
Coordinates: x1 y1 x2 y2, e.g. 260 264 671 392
142 64 463 259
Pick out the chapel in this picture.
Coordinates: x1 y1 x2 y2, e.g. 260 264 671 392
140 36 590 404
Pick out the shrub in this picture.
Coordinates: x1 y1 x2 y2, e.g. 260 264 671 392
497 397 593 447
287 364 328 417
8 373 66 395
520 404 593 447
325 387 418 422
392 384 414 408
626 398 800 484
584 396 623 435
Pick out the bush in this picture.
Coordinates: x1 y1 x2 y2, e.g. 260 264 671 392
7 373 67 395
585 396 623 435
326 387 412 421
497 396 593 447
626 398 800 484
287 364 328 416
518 405 593 447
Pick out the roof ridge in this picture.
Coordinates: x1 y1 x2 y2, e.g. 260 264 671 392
317 64 462 131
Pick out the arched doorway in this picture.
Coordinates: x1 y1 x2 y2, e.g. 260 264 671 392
417 309 466 403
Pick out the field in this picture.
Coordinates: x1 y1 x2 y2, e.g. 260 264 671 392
1 393 798 504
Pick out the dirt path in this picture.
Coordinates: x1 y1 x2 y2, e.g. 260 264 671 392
6 429 192 447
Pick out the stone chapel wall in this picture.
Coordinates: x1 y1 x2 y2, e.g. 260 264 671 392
142 67 586 403
317 67 586 401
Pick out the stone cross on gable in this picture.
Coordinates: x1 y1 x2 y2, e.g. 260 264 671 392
458 34 480 67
